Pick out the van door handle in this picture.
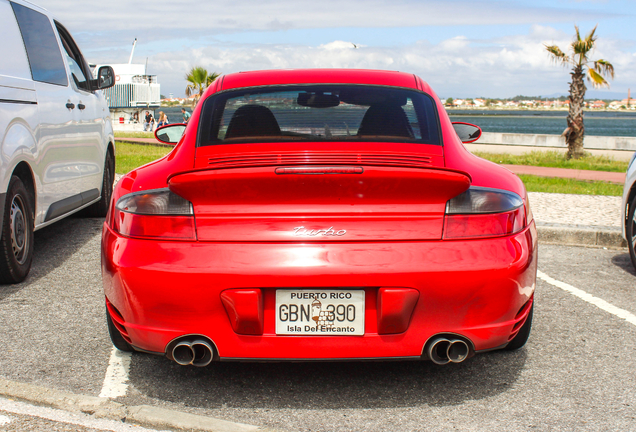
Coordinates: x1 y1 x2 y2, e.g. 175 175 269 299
78 103 86 110
66 102 75 109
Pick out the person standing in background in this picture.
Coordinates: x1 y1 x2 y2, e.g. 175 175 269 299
157 111 169 128
143 111 154 131
182 108 191 123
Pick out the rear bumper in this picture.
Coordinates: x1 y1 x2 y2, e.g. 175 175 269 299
101 222 537 360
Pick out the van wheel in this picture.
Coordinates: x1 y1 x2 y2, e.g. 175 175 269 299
83 151 114 218
0 176 34 284
626 194 636 270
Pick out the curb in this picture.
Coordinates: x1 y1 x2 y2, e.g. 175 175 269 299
116 138 174 148
536 225 627 248
0 378 274 432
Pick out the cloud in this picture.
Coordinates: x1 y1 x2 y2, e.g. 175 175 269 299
321 41 359 50
40 0 614 36
145 27 634 98
32 0 631 98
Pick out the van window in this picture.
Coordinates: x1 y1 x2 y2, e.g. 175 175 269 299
64 54 88 90
0 1 31 79
11 2 68 86
56 23 90 91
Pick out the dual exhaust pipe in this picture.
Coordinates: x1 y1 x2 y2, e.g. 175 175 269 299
169 335 469 366
171 339 215 367
427 337 470 365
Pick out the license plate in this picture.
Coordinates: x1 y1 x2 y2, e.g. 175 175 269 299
275 289 365 335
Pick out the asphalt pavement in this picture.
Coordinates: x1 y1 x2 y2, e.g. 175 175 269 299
0 178 634 430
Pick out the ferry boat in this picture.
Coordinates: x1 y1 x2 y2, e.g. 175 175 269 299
91 39 161 129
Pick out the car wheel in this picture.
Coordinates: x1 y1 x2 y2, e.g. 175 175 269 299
106 307 134 352
83 151 114 218
504 303 533 350
0 176 34 284
627 194 636 270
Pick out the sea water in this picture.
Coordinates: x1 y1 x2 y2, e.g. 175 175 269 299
448 110 636 137
153 107 636 137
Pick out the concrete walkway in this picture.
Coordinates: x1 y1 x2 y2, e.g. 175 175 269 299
529 192 625 248
504 165 625 184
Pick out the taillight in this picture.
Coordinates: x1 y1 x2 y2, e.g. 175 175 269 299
443 187 526 239
112 188 196 240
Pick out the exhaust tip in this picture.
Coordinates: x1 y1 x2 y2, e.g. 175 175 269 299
425 335 473 365
448 340 469 363
173 342 195 365
191 340 214 367
428 338 451 365
167 335 217 366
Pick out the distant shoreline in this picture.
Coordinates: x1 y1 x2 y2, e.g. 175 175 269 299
444 107 635 113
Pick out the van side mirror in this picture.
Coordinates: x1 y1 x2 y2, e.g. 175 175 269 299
95 66 115 90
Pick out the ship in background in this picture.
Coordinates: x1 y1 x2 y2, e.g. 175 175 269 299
90 39 161 130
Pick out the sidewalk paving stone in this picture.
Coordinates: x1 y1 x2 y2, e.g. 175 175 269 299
529 192 622 231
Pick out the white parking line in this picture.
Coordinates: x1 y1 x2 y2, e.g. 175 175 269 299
0 397 168 431
537 270 636 327
99 347 132 398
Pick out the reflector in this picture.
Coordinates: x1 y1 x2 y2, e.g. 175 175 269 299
444 207 525 239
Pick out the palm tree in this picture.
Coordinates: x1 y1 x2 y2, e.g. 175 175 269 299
185 67 220 107
545 26 614 159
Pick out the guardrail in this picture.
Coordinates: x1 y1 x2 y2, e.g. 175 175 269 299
477 132 636 152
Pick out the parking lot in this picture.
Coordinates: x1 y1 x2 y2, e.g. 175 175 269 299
1 217 635 431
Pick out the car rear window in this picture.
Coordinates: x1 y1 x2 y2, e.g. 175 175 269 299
197 85 441 147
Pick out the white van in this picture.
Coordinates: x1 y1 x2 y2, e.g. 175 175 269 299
0 0 115 283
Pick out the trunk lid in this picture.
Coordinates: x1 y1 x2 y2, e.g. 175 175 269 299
169 151 470 242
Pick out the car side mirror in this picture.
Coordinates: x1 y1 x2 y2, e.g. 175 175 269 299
96 66 115 90
155 124 186 144
452 122 482 143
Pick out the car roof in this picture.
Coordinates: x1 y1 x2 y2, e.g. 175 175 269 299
220 69 425 91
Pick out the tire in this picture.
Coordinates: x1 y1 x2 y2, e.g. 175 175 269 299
0 176 34 284
106 307 134 352
505 303 533 351
83 151 114 218
627 194 636 270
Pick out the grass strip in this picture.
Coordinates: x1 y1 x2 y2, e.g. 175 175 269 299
473 150 628 173
114 131 156 139
115 142 171 174
113 142 623 196
519 174 623 196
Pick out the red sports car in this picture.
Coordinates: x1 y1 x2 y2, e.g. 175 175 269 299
102 69 536 367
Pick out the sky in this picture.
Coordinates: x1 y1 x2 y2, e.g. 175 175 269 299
36 0 636 99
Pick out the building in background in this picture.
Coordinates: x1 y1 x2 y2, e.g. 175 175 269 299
90 39 161 130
